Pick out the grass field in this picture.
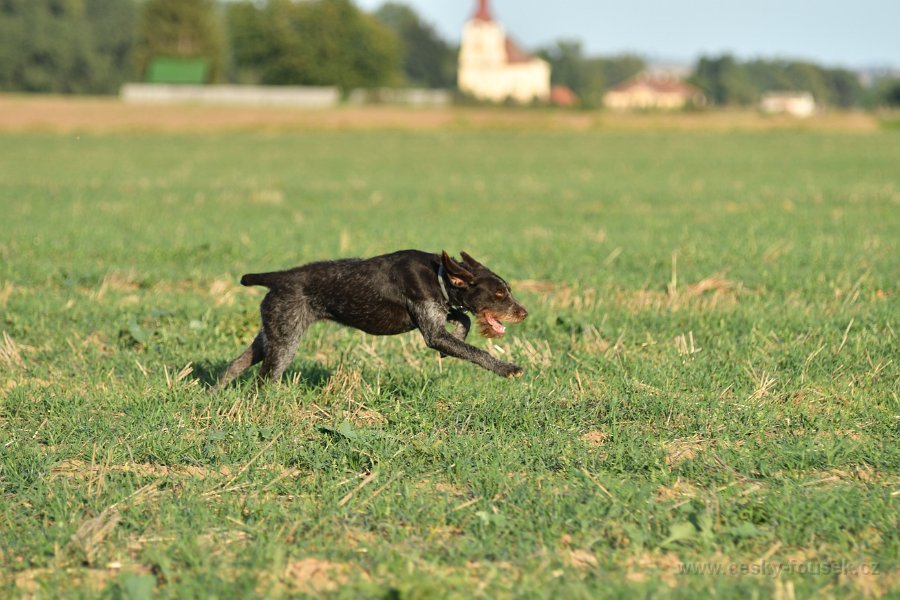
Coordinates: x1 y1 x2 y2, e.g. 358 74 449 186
1 106 898 598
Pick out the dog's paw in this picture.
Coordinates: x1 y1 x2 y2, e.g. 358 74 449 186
499 363 525 378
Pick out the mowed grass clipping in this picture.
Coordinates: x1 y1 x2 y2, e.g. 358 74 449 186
0 127 898 598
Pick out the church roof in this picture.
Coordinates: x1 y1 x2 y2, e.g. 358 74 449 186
505 38 534 64
473 0 493 22
467 0 544 66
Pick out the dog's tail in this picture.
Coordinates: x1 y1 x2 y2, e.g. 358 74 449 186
240 272 284 288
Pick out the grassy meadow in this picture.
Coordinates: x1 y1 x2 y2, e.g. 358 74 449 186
0 113 898 597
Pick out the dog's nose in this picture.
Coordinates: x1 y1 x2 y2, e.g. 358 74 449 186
518 306 528 320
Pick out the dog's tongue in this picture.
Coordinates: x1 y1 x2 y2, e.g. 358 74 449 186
486 315 506 335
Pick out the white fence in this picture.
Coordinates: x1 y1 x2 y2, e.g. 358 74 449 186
346 88 453 107
120 84 340 108
121 84 454 108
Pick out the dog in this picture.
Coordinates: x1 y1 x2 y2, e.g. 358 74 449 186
212 250 528 390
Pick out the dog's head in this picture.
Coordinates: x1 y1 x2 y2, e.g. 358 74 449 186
441 251 528 338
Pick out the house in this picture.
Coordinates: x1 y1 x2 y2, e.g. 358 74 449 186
760 91 816 117
550 85 578 107
603 73 705 110
458 0 551 103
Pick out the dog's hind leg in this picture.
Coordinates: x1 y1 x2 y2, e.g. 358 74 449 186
211 332 265 392
258 296 315 384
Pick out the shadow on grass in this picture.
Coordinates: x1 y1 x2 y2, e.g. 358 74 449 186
191 360 334 391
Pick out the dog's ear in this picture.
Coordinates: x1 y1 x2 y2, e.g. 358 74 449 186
459 251 485 270
442 251 475 288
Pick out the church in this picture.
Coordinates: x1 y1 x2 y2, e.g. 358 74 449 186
457 0 551 104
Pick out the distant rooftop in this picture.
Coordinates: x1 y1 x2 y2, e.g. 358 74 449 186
473 0 493 22
610 73 699 96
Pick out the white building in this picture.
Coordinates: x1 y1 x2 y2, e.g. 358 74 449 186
760 92 817 118
458 0 551 104
604 74 706 110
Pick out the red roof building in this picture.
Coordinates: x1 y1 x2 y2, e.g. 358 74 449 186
550 85 578 107
604 73 706 110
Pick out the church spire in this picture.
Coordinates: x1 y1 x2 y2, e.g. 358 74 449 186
473 0 493 22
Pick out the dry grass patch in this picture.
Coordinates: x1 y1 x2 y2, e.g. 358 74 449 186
0 332 29 369
13 565 153 597
124 529 250 558
609 274 745 313
82 332 114 355
839 565 900 598
656 478 701 503
282 558 369 596
513 279 571 294
208 276 245 307
313 365 386 426
572 324 622 357
500 337 552 368
68 484 161 566
662 436 709 466
0 282 14 306
515 279 610 315
568 549 599 570
746 365 778 403
48 458 311 482
674 331 702 356
340 527 379 550
250 189 284 206
91 271 142 300
801 465 899 489
683 274 741 298
581 431 609 448
71 506 122 565
150 276 259 298
624 552 683 587
417 478 469 500
0 96 880 133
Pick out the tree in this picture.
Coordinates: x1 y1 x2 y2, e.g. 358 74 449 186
81 0 138 91
227 0 401 91
691 55 757 105
876 78 900 107
0 0 136 94
587 54 645 90
690 55 864 107
822 68 862 108
224 0 270 84
537 40 586 93
135 0 226 82
537 41 644 107
373 2 455 88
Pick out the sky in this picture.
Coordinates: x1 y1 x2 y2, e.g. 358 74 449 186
356 0 900 68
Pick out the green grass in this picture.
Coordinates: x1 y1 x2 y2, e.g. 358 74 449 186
1 128 898 598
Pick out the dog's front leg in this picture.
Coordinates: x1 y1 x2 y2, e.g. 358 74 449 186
440 309 471 358
413 304 523 378
447 309 470 341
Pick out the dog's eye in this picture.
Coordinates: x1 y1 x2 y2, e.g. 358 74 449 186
495 289 506 298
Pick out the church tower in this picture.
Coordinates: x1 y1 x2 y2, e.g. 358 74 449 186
458 0 551 103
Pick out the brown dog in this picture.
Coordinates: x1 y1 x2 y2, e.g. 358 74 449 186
212 250 528 390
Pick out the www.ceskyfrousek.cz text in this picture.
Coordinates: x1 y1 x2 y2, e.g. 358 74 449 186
679 561 879 576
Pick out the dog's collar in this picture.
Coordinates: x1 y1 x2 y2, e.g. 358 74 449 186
437 263 451 303
438 264 466 311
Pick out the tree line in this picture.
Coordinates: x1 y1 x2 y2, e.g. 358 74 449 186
0 0 453 94
690 55 862 108
0 0 897 108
